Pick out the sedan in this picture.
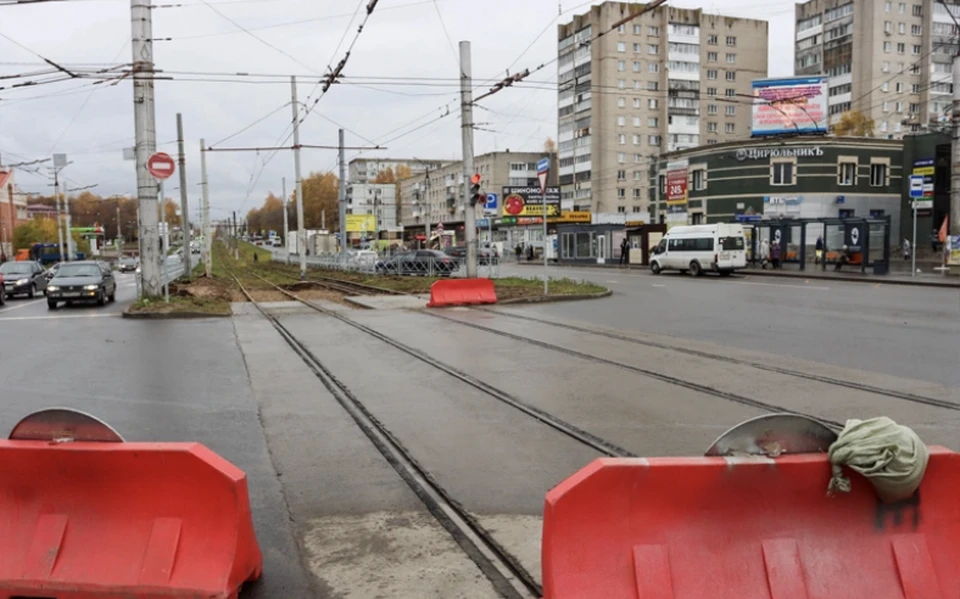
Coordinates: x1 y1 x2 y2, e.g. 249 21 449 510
118 256 139 272
1 261 48 299
46 261 117 310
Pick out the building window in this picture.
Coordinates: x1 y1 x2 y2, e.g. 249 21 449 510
911 24 921 35
617 152 625 163
896 82 903 93
617 116 626 127
770 161 795 186
725 123 735 133
648 44 659 54
882 61 890 72
633 188 641 198
896 42 905 54
618 134 626 145
707 34 718 45
909 102 920 113
726 53 736 63
707 122 718 132
912 4 922 17
648 62 659 73
838 161 857 186
885 0 891 10
725 71 736 81
898 22 905 34
648 98 658 109
881 82 889 92
618 97 626 107
899 2 905 13
632 206 642 213
870 163 887 187
898 62 905 73
633 24 642 34
618 79 626 89
883 101 890 112
880 120 888 132
648 117 659 127
725 105 736 116
632 134 641 145
707 69 718 79
633 61 641 72
707 104 718 115
896 101 903 112
617 188 626 198
617 170 626 181
634 170 642 180
726 36 736 46
883 42 891 52
648 25 660 36
617 60 626 71
618 206 626 213
648 81 659 91
912 44 921 55
648 135 661 146
707 51 717 62
633 43 641 52
633 116 641 126
633 97 641 108
725 88 735 97
884 20 892 32
692 169 707 190
617 42 626 52
707 87 717 96
634 153 643 163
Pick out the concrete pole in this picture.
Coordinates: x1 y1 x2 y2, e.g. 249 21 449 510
199 139 211 277
424 166 430 250
291 76 306 280
159 181 169 302
63 182 73 261
53 172 64 262
130 0 161 296
282 177 289 264
176 113 191 274
950 53 960 264
338 128 347 257
459 41 477 278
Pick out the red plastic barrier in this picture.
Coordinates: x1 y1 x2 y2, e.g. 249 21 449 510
0 441 262 599
542 449 960 599
426 277 497 307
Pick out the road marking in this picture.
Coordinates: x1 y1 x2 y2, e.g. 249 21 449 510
729 281 830 291
652 284 666 288
0 298 44 313
0 313 121 322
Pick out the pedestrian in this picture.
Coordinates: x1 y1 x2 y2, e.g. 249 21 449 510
619 237 630 266
771 240 781 269
815 235 823 265
759 238 770 269
903 238 911 261
527 244 534 261
253 252 259 263
835 245 849 271
931 228 939 252
515 243 522 263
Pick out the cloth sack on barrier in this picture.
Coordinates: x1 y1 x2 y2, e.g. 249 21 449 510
827 417 929 503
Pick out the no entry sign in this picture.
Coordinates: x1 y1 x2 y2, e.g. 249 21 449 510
147 152 176 180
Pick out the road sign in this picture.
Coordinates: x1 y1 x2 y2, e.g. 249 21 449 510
436 222 444 232
536 157 550 196
483 192 498 214
147 152 176 180
476 218 490 227
909 175 924 199
537 157 550 173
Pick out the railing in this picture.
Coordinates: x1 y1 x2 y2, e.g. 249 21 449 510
275 251 501 279
135 253 187 296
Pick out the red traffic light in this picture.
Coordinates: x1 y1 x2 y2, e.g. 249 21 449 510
470 173 481 185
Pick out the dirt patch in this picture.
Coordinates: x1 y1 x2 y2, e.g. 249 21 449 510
247 289 290 302
170 276 233 302
289 288 349 303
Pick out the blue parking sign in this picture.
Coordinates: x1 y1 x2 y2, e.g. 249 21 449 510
483 192 498 213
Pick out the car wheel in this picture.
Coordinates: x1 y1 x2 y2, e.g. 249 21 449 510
689 261 702 277
719 270 732 277
28 284 35 299
109 288 116 302
97 291 106 306
650 261 662 275
47 299 57 310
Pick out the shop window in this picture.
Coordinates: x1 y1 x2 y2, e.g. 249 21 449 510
838 161 857 185
771 161 794 186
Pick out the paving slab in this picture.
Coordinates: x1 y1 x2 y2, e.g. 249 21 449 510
345 294 430 310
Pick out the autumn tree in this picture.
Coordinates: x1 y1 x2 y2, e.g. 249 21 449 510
13 218 88 254
373 167 396 184
544 137 557 153
832 110 874 137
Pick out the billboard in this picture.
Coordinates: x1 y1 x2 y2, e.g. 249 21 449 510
751 77 828 137
501 186 561 217
345 214 375 233
665 160 688 206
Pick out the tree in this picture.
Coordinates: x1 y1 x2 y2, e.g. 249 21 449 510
395 164 412 180
13 218 88 255
373 167 396 184
832 110 874 137
544 137 557 153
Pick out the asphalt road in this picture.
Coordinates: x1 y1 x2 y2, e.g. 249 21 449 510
0 271 313 598
496 263 960 388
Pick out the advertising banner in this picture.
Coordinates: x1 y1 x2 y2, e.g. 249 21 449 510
665 160 688 206
501 186 561 217
949 235 960 266
751 76 828 136
345 214 375 233
911 158 935 213
547 211 591 224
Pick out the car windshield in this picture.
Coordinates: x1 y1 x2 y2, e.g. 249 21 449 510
0 263 33 275
54 264 101 278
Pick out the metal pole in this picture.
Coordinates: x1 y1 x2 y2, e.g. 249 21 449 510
53 172 64 263
542 186 549 294
131 0 161 297
424 166 431 250
912 199 917 277
176 113 192 275
199 139 211 277
63 183 74 261
459 41 477 278
159 181 169 302
338 128 347 257
291 76 306 280
373 189 379 254
117 204 122 261
950 53 960 264
282 177 289 264
232 210 239 259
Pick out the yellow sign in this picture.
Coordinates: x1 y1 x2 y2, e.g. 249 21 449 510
345 214 375 233
624 220 646 227
913 166 935 176
548 211 591 224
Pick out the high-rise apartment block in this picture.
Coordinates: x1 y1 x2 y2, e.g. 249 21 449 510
557 1 768 214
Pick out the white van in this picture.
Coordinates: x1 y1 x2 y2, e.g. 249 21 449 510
649 223 747 276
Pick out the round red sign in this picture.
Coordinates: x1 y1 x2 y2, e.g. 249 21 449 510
147 152 176 180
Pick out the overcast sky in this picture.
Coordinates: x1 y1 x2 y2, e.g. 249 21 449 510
0 0 796 218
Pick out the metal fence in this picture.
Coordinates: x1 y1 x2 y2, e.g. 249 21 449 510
275 251 501 278
136 254 187 296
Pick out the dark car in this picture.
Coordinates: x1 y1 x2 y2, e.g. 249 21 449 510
444 246 498 265
375 250 457 276
118 255 139 272
46 261 116 310
1 260 48 299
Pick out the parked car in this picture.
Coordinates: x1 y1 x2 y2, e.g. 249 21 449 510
1 260 48 299
375 250 457 276
118 256 139 272
46 261 117 309
444 246 498 265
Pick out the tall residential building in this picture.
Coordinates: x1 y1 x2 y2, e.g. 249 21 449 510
345 183 399 233
557 2 768 215
795 0 960 138
347 157 446 184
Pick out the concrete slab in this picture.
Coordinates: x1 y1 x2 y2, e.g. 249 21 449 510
232 312 500 598
345 294 429 310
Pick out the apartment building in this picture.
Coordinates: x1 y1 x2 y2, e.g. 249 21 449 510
397 150 555 228
557 1 768 215
347 157 445 184
795 0 960 138
0 169 27 258
345 183 399 233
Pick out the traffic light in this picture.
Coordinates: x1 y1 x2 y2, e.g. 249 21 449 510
469 173 483 206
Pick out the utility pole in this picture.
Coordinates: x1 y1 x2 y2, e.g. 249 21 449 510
176 113 192 274
159 181 169 302
951 51 960 261
291 76 306 280
63 193 74 261
131 0 161 296
199 139 211 277
338 128 347 257
232 210 239 259
459 41 478 278
116 204 122 259
282 177 289 264
53 171 65 262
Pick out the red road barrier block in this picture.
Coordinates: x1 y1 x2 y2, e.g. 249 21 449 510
542 449 960 599
0 441 262 599
426 277 497 307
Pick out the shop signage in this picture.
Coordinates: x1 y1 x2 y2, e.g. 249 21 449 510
735 146 824 161
500 186 561 217
665 159 688 206
547 211 591 224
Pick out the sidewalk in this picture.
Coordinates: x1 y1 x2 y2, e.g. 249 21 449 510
515 260 960 288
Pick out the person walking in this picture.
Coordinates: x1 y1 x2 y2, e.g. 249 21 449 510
770 240 781 269
759 238 770 269
515 243 522 263
903 238 911 261
815 235 823 265
619 237 630 267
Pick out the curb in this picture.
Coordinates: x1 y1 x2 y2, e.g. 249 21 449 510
498 289 613 305
122 308 230 319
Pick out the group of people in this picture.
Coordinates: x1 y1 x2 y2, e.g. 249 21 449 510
514 243 535 262
757 238 783 269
